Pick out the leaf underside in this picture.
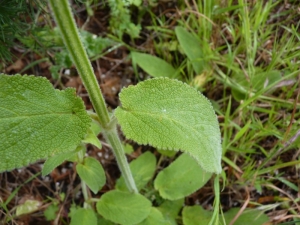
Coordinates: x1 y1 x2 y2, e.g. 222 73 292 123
115 77 222 173
0 74 91 171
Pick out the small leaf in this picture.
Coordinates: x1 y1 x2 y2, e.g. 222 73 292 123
182 206 269 225
115 78 222 173
157 199 184 225
182 205 213 225
82 118 102 148
76 157 106 194
116 151 156 191
223 208 269 225
131 52 177 78
175 27 204 74
231 70 282 100
124 143 134 154
154 154 212 200
42 148 80 176
16 199 41 216
70 208 97 225
0 74 91 171
82 127 102 149
157 149 176 157
96 190 152 225
44 204 59 221
138 207 171 225
89 118 101 136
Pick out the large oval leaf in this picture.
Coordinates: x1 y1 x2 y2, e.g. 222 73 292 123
115 78 222 173
0 74 91 171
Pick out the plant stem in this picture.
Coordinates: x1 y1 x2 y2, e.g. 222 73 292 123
49 0 138 193
49 0 109 127
104 128 137 192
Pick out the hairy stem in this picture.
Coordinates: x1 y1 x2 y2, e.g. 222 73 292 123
49 0 138 193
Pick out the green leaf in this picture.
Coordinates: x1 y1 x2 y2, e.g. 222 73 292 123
231 70 282 100
44 204 59 221
16 199 41 216
116 151 156 191
42 148 80 176
138 207 171 225
182 206 269 225
82 127 102 149
175 27 204 74
96 190 152 225
115 77 222 173
0 74 91 172
182 205 213 225
157 199 184 225
154 153 212 200
70 208 97 225
124 143 134 154
97 217 115 225
157 149 176 157
131 52 177 78
223 208 269 225
76 157 106 194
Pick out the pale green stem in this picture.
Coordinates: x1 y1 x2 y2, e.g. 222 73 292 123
104 128 137 192
49 0 138 193
81 181 90 208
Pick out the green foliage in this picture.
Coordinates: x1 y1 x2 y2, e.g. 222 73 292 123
76 157 106 194
231 69 282 100
44 203 59 221
96 190 152 225
157 199 184 225
182 205 212 225
157 149 177 157
70 208 97 225
131 52 177 78
116 152 157 191
82 125 102 149
115 78 222 173
154 153 212 200
107 0 141 39
175 26 206 75
138 207 171 225
223 208 269 225
0 74 91 171
182 206 269 225
0 0 45 63
42 148 80 176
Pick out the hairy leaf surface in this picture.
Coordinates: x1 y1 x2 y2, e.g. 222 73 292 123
115 78 222 173
0 74 91 171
